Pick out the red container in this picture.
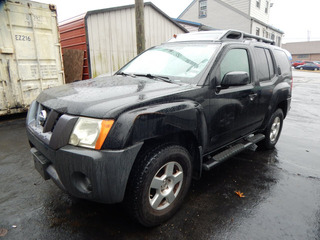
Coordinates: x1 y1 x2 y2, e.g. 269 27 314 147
59 14 90 80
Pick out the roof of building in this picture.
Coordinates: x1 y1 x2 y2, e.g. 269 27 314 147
59 2 188 33
172 18 217 31
252 18 284 34
282 41 320 55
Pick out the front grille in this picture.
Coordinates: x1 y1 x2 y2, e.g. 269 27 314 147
28 101 78 150
35 104 61 133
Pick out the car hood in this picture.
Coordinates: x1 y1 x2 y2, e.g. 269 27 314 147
37 75 196 118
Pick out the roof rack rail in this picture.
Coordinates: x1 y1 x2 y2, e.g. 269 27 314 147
220 30 275 45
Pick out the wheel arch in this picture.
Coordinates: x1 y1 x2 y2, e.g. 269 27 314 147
134 131 203 180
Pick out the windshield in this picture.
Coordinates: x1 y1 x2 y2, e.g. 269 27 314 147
119 43 220 83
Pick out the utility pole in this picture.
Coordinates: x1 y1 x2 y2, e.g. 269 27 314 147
135 0 145 54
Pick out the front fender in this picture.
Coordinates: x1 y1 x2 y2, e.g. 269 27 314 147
103 101 208 150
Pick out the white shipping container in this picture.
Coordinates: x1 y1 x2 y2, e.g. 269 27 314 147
0 0 64 116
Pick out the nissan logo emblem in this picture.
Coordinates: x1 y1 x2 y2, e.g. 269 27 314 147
38 110 47 125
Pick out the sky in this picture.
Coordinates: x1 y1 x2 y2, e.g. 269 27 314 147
36 0 320 43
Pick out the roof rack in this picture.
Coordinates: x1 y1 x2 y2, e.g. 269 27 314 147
220 30 275 45
168 29 275 45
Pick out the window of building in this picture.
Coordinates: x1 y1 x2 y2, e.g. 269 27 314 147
265 1 269 13
276 36 281 46
256 27 260 36
199 0 207 18
256 0 261 8
271 33 275 40
219 49 250 83
298 54 310 59
266 32 269 38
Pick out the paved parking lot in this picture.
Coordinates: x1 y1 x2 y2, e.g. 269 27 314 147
1 70 320 240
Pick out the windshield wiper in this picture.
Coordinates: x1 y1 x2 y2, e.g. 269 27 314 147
116 71 136 77
134 73 173 83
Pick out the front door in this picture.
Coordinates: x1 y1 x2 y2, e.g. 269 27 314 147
208 46 260 150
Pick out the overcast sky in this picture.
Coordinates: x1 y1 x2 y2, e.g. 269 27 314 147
37 0 320 43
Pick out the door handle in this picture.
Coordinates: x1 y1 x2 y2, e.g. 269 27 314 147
249 93 258 101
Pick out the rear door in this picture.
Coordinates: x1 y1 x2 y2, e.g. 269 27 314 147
253 46 279 124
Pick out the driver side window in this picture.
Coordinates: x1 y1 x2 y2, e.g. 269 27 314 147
219 49 250 84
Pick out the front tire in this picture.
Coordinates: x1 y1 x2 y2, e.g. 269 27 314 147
125 144 192 227
260 109 284 150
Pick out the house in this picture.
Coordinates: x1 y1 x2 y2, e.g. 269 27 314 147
59 2 187 82
178 0 283 46
282 41 320 62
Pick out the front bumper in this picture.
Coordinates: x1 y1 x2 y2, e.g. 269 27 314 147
26 101 143 203
28 130 143 203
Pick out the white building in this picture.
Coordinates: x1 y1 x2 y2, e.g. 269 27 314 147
178 0 283 46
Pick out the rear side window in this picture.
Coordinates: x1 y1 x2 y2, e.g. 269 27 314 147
219 49 250 82
254 47 275 81
274 49 291 75
254 47 269 81
265 49 275 77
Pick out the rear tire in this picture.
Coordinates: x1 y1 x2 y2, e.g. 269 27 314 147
125 144 192 227
260 109 284 150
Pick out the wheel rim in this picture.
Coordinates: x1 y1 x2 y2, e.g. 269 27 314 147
270 116 281 142
149 161 183 210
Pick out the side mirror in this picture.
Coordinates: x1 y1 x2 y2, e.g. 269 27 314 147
220 71 250 88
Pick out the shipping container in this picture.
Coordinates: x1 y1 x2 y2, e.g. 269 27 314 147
0 0 64 116
59 2 188 81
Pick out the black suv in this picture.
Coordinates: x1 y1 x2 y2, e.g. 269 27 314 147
26 30 292 226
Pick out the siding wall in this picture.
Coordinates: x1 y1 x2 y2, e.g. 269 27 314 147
251 21 282 46
220 0 249 14
180 0 251 32
86 8 136 78
145 7 185 47
86 5 186 77
250 0 269 23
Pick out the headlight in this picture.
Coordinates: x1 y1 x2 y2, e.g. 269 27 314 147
69 117 114 150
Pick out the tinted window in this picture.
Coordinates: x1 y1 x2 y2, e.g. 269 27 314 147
274 49 291 75
254 47 269 81
219 49 250 83
265 49 275 78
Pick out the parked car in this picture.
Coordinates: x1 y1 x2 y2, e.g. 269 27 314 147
292 60 312 67
313 61 320 67
295 62 320 70
26 30 292 227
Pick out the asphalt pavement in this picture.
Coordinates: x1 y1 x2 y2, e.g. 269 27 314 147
1 70 319 240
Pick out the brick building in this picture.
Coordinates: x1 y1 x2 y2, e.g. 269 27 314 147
282 41 320 62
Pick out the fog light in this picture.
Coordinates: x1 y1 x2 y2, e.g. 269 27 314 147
72 172 92 194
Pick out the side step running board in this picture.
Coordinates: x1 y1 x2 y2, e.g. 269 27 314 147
202 134 265 171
